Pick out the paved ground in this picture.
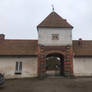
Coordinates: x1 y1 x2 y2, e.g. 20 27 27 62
0 77 92 92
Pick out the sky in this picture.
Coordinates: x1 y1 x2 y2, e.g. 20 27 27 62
0 0 92 40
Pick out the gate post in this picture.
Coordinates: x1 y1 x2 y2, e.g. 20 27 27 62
38 45 46 79
64 46 73 77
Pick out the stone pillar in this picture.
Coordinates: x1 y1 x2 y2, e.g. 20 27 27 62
64 46 73 77
38 46 46 78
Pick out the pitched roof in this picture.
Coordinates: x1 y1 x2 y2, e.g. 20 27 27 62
73 40 92 56
0 40 38 56
0 39 92 56
37 11 73 28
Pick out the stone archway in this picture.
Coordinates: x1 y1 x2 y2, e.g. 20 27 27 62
46 53 64 76
38 45 73 78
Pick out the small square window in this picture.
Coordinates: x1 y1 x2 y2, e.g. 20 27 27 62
52 34 59 40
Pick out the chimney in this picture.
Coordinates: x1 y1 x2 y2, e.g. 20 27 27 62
78 38 82 46
0 34 5 40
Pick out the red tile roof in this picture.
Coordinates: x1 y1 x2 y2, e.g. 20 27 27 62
37 12 73 28
0 39 92 56
73 40 92 56
0 40 38 56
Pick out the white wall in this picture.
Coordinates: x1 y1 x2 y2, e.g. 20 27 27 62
0 56 38 79
73 57 92 76
38 28 72 46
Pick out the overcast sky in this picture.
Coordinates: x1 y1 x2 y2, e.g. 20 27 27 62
0 0 92 40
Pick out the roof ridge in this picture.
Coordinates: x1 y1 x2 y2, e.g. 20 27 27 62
3 39 38 41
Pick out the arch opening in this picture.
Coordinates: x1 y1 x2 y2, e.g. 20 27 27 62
45 53 64 76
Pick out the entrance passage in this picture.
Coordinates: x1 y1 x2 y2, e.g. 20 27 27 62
46 53 64 76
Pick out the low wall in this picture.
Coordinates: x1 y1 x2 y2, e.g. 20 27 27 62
73 57 92 76
0 56 38 79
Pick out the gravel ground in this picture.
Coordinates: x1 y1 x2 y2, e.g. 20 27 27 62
0 77 92 92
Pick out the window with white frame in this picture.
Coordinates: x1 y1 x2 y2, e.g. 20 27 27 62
15 61 22 74
52 34 59 40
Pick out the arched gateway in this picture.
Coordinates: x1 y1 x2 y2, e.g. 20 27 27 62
46 53 64 76
37 11 73 78
38 45 73 78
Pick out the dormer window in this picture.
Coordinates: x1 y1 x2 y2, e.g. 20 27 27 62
52 34 59 40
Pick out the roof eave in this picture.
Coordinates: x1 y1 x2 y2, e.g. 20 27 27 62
37 26 73 29
74 55 92 57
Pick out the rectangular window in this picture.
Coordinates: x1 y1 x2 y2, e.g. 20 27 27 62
15 61 22 74
52 34 59 40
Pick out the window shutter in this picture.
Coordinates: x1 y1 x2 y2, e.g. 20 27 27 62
16 62 18 72
19 62 22 72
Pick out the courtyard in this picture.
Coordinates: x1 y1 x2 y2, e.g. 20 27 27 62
0 77 92 92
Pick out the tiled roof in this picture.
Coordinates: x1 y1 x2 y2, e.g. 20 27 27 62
73 40 92 56
0 40 38 56
37 12 73 28
0 39 92 56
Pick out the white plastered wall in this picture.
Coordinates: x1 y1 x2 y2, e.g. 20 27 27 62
38 28 72 46
73 57 92 76
0 56 38 79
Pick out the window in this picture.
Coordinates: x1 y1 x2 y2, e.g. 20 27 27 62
52 34 59 40
15 62 22 74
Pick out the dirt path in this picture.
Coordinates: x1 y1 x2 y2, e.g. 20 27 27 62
0 78 92 92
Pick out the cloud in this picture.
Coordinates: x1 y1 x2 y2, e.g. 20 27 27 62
0 0 92 40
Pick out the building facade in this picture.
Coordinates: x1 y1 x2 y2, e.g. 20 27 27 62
0 11 92 79
37 12 73 77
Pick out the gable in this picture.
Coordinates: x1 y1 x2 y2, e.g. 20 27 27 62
37 12 73 28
